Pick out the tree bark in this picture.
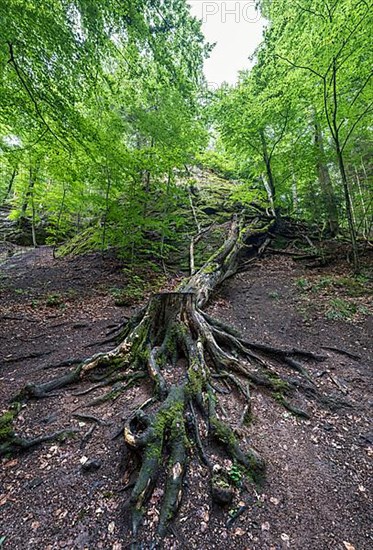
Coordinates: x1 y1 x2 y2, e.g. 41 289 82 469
3 168 18 203
260 129 276 215
335 143 359 270
314 118 339 236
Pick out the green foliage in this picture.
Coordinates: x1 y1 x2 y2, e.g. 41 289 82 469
227 461 243 486
110 283 144 306
212 0 372 237
230 183 269 209
296 275 371 297
196 146 238 179
45 293 64 308
1 0 371 262
326 298 357 321
0 0 210 261
296 277 313 292
0 403 20 442
0 411 15 441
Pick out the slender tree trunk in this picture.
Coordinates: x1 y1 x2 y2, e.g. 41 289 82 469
142 137 154 218
354 167 369 238
102 163 111 252
27 166 38 248
260 130 276 210
3 168 18 202
31 189 37 248
314 118 339 235
292 172 298 214
336 145 359 270
326 59 359 270
19 171 34 223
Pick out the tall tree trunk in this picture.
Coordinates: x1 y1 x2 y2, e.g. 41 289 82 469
142 137 154 218
19 164 37 225
336 144 359 270
30 171 37 248
3 168 18 203
292 172 299 214
314 118 339 236
101 162 111 252
325 59 359 270
354 167 369 239
260 130 276 214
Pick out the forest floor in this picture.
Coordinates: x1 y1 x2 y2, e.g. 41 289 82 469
0 245 372 550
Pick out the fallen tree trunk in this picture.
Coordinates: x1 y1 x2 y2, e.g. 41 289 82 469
1 214 347 545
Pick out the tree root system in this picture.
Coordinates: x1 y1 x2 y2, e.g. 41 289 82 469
0 215 352 545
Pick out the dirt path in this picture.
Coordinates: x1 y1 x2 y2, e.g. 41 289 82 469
0 247 372 549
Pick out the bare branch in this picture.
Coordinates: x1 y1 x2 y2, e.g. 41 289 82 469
323 77 336 141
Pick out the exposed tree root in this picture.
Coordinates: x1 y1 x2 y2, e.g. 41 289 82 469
1 215 353 545
0 427 77 457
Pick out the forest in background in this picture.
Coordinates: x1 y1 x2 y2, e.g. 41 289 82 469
0 0 371 270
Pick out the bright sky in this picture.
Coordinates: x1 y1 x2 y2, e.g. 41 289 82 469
188 1 266 87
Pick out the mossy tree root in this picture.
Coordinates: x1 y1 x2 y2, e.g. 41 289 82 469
0 427 78 457
3 216 343 543
4 290 331 539
114 291 327 539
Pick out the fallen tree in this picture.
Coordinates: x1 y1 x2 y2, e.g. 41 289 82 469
1 213 347 545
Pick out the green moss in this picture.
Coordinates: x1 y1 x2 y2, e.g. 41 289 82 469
136 347 151 363
165 325 183 351
153 395 185 438
186 364 205 397
202 262 218 275
210 417 237 449
268 374 290 392
145 399 185 461
55 226 99 257
213 475 230 489
0 410 15 441
145 436 163 461
273 391 285 405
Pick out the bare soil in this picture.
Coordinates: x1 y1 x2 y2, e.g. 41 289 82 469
0 246 372 550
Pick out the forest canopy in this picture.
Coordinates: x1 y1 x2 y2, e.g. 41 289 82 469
0 0 210 256
0 0 372 262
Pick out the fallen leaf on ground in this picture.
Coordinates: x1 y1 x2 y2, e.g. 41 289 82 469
3 459 18 468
